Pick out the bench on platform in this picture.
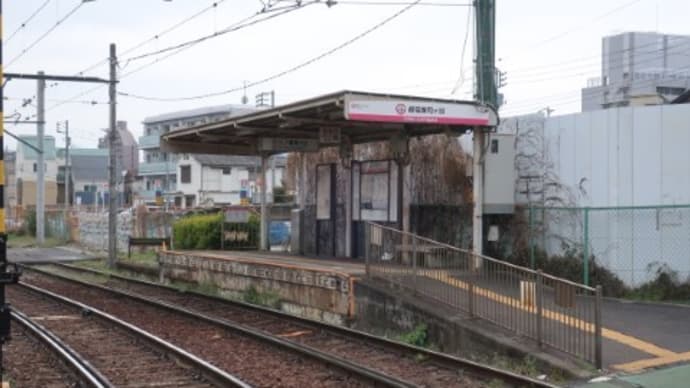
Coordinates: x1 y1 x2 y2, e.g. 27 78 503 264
128 237 170 258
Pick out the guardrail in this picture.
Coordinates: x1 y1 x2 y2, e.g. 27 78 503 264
364 222 603 368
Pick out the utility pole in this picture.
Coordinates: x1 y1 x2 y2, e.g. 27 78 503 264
36 71 46 245
108 44 117 268
472 0 497 258
57 120 70 209
0 1 23 382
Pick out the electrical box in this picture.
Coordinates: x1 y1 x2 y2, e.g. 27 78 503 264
484 133 515 214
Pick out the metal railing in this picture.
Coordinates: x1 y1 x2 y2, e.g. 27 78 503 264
364 222 602 368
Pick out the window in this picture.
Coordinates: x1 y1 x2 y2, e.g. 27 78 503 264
491 139 499 154
222 167 231 175
180 165 191 183
33 163 37 172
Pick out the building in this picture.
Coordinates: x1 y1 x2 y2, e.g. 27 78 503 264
16 136 58 207
138 105 255 204
502 103 690 286
581 32 690 111
173 154 285 208
57 149 110 206
3 151 17 227
98 120 139 177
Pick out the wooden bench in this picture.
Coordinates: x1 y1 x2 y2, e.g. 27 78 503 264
128 237 170 258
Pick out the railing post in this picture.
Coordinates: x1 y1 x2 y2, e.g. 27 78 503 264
468 281 475 318
583 207 590 286
595 285 603 370
529 204 535 269
364 223 371 279
412 234 418 293
536 270 544 348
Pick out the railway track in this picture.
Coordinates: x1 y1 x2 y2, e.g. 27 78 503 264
6 309 106 388
23 263 558 388
17 267 420 388
8 283 249 388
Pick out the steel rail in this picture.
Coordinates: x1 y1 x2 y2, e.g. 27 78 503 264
16 282 252 388
30 263 558 388
10 308 112 388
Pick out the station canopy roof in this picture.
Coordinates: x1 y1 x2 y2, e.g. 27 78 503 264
160 90 499 156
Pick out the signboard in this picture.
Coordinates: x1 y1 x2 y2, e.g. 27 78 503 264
344 96 492 126
258 137 319 152
225 207 250 223
319 127 341 144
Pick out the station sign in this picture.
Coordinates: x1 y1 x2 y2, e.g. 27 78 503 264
258 137 319 152
225 206 250 223
344 95 492 126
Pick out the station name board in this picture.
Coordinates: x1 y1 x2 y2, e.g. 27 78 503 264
344 96 492 126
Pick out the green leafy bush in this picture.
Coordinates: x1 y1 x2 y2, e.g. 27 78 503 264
172 211 260 250
25 208 37 237
628 263 690 302
507 247 629 297
398 323 429 348
173 212 223 249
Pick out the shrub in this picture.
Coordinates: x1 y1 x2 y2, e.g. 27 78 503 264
172 211 260 250
173 212 223 250
507 247 629 297
628 263 690 302
25 209 37 237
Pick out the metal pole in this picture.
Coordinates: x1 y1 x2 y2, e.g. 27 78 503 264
472 129 484 264
107 44 117 268
364 223 371 278
64 121 70 209
260 155 268 250
536 270 544 348
0 3 5 379
0 3 22 380
36 71 45 245
595 285 603 369
583 207 590 286
412 235 418 293
529 204 535 268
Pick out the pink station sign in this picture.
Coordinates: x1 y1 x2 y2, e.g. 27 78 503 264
344 96 492 126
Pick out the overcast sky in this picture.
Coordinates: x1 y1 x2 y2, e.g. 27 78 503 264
3 0 688 150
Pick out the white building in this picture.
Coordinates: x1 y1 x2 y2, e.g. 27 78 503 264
582 32 690 111
503 103 690 286
139 105 255 203
174 154 285 208
15 135 59 206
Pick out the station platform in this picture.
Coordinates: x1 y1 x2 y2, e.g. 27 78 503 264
177 250 366 277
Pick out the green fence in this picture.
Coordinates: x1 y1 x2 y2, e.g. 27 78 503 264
527 205 690 288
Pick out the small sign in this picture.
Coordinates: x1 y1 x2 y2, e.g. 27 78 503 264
225 207 250 223
319 127 341 144
258 137 319 152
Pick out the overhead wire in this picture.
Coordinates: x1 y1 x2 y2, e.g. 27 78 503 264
6 0 53 44
121 1 317 65
6 1 85 68
45 1 309 112
500 0 646 62
75 0 230 77
119 0 424 102
450 6 472 95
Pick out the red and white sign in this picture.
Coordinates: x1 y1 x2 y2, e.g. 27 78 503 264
344 96 492 126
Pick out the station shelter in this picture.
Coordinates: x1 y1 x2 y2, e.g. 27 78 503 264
161 90 498 258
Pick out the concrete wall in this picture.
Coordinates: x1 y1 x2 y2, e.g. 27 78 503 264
76 209 172 253
158 251 354 325
506 104 690 285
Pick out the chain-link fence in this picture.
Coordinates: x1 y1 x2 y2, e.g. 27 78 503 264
528 205 690 288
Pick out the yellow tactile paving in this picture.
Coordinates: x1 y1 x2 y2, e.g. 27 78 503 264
406 268 680 363
613 350 690 372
